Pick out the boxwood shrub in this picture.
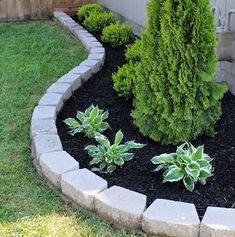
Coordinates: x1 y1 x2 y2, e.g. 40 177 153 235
84 11 116 32
102 23 135 47
77 3 104 22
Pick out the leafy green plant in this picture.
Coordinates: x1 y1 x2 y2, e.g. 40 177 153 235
112 39 142 98
121 0 228 145
64 105 110 138
102 23 135 47
151 142 214 191
77 3 104 22
84 11 116 32
113 64 135 98
85 130 145 173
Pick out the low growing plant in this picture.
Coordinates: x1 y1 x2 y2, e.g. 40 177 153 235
85 130 145 173
84 11 116 32
151 142 214 191
112 40 142 98
102 23 135 47
64 105 110 138
77 3 104 22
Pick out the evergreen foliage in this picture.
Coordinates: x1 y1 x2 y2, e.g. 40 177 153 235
125 0 227 144
102 23 135 47
77 3 104 22
112 39 142 98
84 11 116 32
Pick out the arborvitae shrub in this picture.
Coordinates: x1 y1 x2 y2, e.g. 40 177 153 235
77 4 104 22
112 39 142 98
102 23 135 47
130 0 227 145
84 11 116 32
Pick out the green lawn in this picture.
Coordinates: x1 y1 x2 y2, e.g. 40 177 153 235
0 21 144 237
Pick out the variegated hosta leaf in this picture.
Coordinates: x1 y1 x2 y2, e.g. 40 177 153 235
65 104 110 138
151 142 213 192
85 130 144 174
151 154 173 165
163 167 184 183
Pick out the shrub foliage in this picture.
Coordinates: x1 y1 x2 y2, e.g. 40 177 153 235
77 3 104 21
84 11 116 32
102 23 135 47
130 0 227 144
112 39 142 98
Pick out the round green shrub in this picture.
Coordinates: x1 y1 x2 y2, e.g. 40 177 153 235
113 64 136 98
112 39 142 98
131 0 228 145
102 23 135 47
84 11 116 32
77 3 104 22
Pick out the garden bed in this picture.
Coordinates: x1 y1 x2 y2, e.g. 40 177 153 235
57 16 235 219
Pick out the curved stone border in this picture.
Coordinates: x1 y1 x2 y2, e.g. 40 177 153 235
30 11 235 237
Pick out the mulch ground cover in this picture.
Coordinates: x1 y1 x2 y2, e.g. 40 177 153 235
57 16 235 218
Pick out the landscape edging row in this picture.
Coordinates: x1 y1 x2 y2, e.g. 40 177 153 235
30 11 235 237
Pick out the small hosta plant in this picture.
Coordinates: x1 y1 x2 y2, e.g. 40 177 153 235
102 23 135 47
77 3 104 22
64 105 110 138
151 142 214 191
84 11 116 32
85 130 145 173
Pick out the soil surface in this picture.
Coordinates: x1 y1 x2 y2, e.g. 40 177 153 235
57 16 235 218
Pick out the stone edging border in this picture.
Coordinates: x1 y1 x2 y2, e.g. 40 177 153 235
30 11 235 237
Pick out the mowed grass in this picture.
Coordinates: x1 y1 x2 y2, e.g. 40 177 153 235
0 21 145 237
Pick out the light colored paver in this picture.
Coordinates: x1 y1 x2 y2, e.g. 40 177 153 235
90 47 105 54
32 106 57 121
80 59 102 73
57 73 82 92
69 65 93 81
40 151 79 188
39 93 64 112
80 36 97 46
86 42 103 52
88 53 105 65
32 134 63 160
95 186 146 229
30 119 57 138
142 199 200 237
47 82 72 100
200 207 235 237
62 168 107 210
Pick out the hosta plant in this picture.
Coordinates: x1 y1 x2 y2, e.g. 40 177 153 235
64 105 110 138
85 130 145 173
151 142 214 191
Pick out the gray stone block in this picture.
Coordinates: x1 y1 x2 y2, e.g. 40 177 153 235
95 186 147 229
40 151 79 188
88 53 105 65
47 82 72 100
32 106 57 121
32 134 63 160
30 119 57 138
200 207 235 237
90 47 105 54
61 168 107 210
69 66 93 81
54 11 67 18
80 59 102 73
142 199 200 237
57 73 82 92
86 42 103 52
80 36 97 46
39 93 64 112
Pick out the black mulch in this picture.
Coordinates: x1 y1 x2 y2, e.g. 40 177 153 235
57 17 235 219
